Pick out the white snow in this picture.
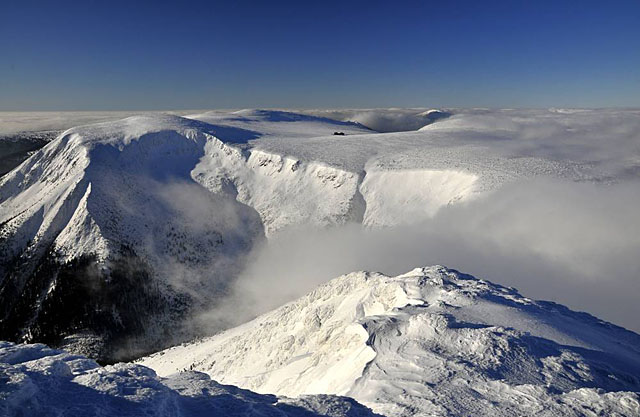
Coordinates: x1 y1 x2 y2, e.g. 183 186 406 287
0 341 379 417
359 169 478 227
0 113 262 274
293 108 450 132
0 110 196 135
2 108 640 415
4 107 635 256
193 144 364 235
141 266 640 417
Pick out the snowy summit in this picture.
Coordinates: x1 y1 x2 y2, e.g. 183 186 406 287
142 266 640 417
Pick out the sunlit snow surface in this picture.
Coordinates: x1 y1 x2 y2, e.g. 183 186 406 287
1 108 640 416
142 266 640 417
0 342 379 417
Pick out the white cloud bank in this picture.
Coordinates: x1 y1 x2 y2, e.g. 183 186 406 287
206 177 640 333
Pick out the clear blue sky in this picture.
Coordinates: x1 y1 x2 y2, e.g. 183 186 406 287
1 0 639 110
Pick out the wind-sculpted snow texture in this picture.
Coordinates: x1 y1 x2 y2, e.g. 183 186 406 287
0 341 380 417
142 266 640 417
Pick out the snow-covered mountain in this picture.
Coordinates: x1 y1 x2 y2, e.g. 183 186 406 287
1 108 637 363
0 114 267 361
189 108 615 232
0 341 379 417
141 266 640 417
0 110 395 361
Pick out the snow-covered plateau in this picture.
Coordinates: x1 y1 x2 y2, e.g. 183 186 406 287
142 266 640 417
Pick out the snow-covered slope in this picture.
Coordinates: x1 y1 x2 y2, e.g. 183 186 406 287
188 108 626 233
291 108 451 132
142 266 640 417
0 341 379 417
0 114 266 361
1 109 449 359
2 108 638 362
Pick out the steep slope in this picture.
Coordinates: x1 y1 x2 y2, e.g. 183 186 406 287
0 114 265 361
142 266 640 417
0 341 380 417
0 111 399 360
193 144 366 235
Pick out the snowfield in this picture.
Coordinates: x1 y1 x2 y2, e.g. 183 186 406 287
0 341 379 417
141 266 640 417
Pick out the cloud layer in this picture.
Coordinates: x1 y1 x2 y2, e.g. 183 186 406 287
207 178 640 333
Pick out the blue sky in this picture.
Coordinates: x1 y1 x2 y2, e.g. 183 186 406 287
1 0 639 110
